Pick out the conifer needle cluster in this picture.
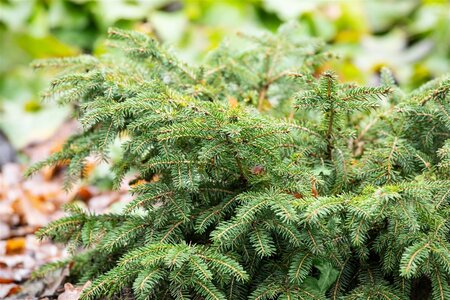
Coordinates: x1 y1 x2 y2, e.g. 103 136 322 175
28 23 449 300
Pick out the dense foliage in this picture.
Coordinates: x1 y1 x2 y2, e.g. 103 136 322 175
28 23 449 300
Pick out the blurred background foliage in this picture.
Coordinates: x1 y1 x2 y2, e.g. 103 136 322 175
0 0 449 149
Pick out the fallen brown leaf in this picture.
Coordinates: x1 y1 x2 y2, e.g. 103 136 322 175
42 265 70 297
5 238 26 255
75 186 94 202
57 281 91 300
0 283 20 298
0 278 14 284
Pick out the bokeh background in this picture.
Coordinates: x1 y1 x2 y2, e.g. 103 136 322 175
1 0 449 152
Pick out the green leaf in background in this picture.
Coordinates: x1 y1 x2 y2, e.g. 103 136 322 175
363 0 417 33
303 260 339 293
14 33 80 58
0 29 78 148
0 100 70 149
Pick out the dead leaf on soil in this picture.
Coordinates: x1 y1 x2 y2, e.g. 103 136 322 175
5 238 26 255
57 281 91 300
42 265 70 297
0 283 20 298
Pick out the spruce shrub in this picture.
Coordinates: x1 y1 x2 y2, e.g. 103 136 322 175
28 23 450 300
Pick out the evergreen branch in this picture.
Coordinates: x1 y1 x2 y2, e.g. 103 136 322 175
133 268 165 300
330 257 351 300
193 279 226 300
288 252 313 284
125 190 174 213
198 253 249 282
159 220 185 243
36 217 84 240
400 241 430 277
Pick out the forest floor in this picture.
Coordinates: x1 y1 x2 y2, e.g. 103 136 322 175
0 121 131 299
